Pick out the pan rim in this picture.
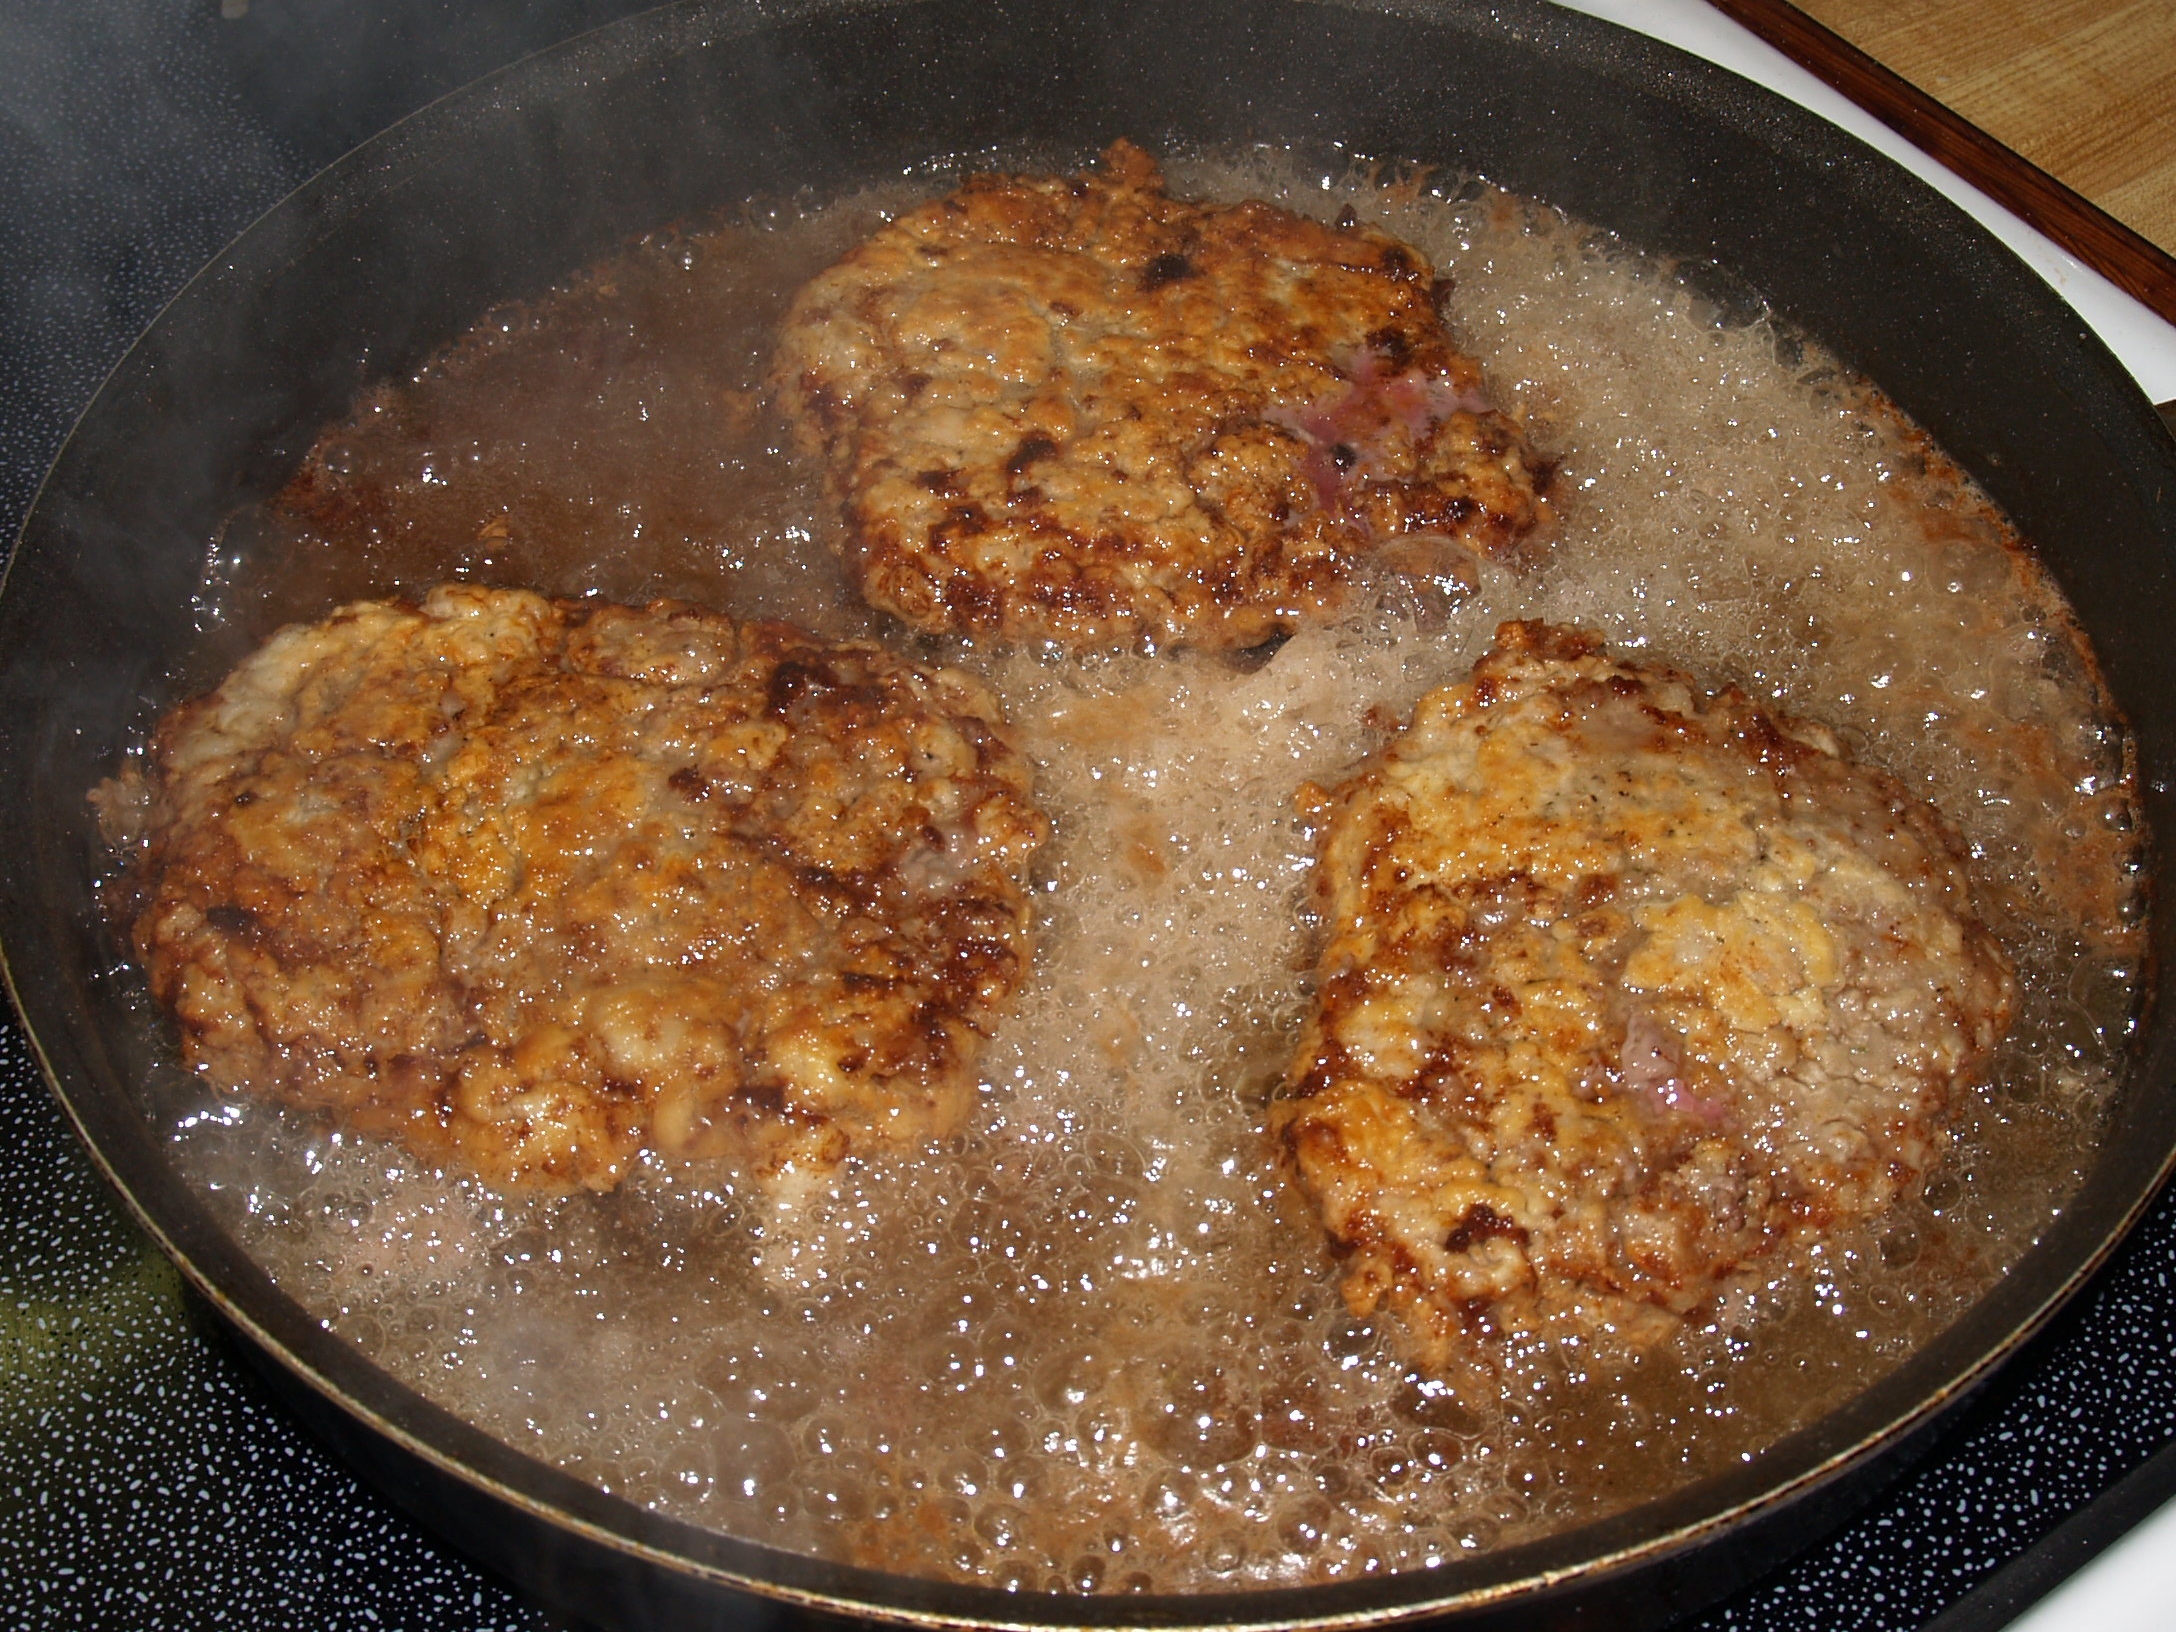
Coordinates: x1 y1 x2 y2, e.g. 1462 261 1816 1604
4 0 2172 1625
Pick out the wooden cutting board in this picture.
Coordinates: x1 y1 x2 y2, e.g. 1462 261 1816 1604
1706 0 2176 362
1797 0 2176 257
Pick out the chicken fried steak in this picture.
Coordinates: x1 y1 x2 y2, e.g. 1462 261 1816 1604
774 141 1550 650
1275 622 2016 1363
110 585 1047 1193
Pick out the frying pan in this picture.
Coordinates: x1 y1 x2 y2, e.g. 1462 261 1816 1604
3 0 2173 1626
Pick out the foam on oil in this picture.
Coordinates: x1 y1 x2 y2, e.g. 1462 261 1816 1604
161 147 2143 1592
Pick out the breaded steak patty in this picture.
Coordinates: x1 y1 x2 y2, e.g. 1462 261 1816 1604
106 585 1047 1193
1274 622 2016 1362
773 141 1549 650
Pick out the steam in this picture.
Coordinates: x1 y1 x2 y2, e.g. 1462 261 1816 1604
0 0 296 537
0 0 656 549
162 149 2141 1593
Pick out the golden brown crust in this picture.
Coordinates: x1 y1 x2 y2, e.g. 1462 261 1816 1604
773 141 1549 650
1274 621 2017 1362
112 585 1048 1192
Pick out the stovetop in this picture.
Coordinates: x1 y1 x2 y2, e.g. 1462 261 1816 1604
3 3 2172 1627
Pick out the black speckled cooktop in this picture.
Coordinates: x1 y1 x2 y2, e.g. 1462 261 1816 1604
3 3 2172 1627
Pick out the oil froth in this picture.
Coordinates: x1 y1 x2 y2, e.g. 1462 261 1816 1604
157 146 2142 1593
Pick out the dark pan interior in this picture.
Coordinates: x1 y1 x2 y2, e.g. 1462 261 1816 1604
2 0 2172 1626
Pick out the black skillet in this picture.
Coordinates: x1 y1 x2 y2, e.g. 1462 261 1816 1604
3 1 2173 1626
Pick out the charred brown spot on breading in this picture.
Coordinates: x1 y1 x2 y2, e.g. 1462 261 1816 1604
1140 252 1197 289
1007 436 1060 474
1273 621 2016 1365
772 140 1551 651
108 585 1048 1195
1443 1203 1525 1256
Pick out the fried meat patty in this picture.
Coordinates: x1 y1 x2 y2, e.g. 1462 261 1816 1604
773 141 1549 651
108 586 1048 1193
1274 622 2016 1361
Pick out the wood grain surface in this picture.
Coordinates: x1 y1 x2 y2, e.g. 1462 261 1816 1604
1705 0 2176 335
1792 0 2176 254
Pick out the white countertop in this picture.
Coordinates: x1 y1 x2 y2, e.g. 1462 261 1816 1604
2007 1489 2176 1632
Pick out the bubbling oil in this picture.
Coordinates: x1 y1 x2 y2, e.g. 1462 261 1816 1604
163 146 2143 1592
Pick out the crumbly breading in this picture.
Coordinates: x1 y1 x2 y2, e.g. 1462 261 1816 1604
773 141 1549 651
109 585 1048 1193
1274 622 2017 1362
